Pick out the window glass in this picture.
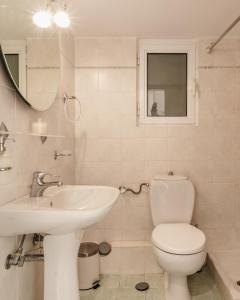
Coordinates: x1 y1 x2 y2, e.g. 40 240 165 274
147 53 187 117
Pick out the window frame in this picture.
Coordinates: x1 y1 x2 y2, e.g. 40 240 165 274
138 40 196 125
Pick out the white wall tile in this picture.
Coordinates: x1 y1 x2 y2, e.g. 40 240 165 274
99 69 122 92
120 116 145 138
121 69 136 92
75 38 136 67
121 139 145 161
75 38 99 67
145 138 168 161
119 247 145 274
75 69 99 97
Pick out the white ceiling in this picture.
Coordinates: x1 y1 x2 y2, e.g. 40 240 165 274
0 0 59 39
69 0 240 38
0 0 240 39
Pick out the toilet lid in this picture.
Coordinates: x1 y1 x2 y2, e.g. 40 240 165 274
152 223 206 255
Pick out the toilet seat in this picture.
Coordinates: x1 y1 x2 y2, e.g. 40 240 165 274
152 223 206 255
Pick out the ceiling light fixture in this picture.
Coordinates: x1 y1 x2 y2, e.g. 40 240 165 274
53 10 70 28
32 1 70 29
33 10 52 28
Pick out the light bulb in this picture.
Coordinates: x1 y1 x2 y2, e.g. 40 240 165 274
53 10 70 28
33 11 52 28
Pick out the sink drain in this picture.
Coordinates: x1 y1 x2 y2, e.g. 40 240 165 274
135 282 149 291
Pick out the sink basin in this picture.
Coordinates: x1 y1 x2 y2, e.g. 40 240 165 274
0 185 120 300
0 185 119 236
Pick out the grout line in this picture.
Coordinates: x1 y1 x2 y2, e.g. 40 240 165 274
198 66 240 69
27 67 60 70
75 66 136 69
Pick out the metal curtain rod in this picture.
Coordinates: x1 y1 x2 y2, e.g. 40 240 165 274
206 16 240 54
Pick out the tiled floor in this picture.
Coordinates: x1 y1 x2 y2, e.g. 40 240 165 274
189 268 222 300
80 267 222 300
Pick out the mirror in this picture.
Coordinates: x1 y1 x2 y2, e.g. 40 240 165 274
0 0 60 111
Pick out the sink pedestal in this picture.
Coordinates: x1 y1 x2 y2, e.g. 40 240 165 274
43 232 83 300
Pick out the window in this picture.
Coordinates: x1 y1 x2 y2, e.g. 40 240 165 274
138 40 196 125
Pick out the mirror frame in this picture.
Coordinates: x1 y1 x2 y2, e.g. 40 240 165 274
0 44 31 107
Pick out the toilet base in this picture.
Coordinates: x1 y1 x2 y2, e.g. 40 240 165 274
166 274 191 300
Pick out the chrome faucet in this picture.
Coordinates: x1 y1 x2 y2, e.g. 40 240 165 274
30 171 63 197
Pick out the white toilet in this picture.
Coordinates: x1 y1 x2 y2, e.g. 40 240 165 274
150 174 206 300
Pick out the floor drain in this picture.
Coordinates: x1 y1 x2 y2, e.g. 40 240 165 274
135 282 149 291
237 281 240 286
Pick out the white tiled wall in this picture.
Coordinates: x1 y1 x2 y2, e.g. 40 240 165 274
1 34 239 296
75 37 240 273
0 31 75 300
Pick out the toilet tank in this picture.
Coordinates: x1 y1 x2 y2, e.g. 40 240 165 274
150 174 195 226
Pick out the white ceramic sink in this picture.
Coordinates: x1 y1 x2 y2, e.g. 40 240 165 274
0 185 120 300
0 185 119 236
